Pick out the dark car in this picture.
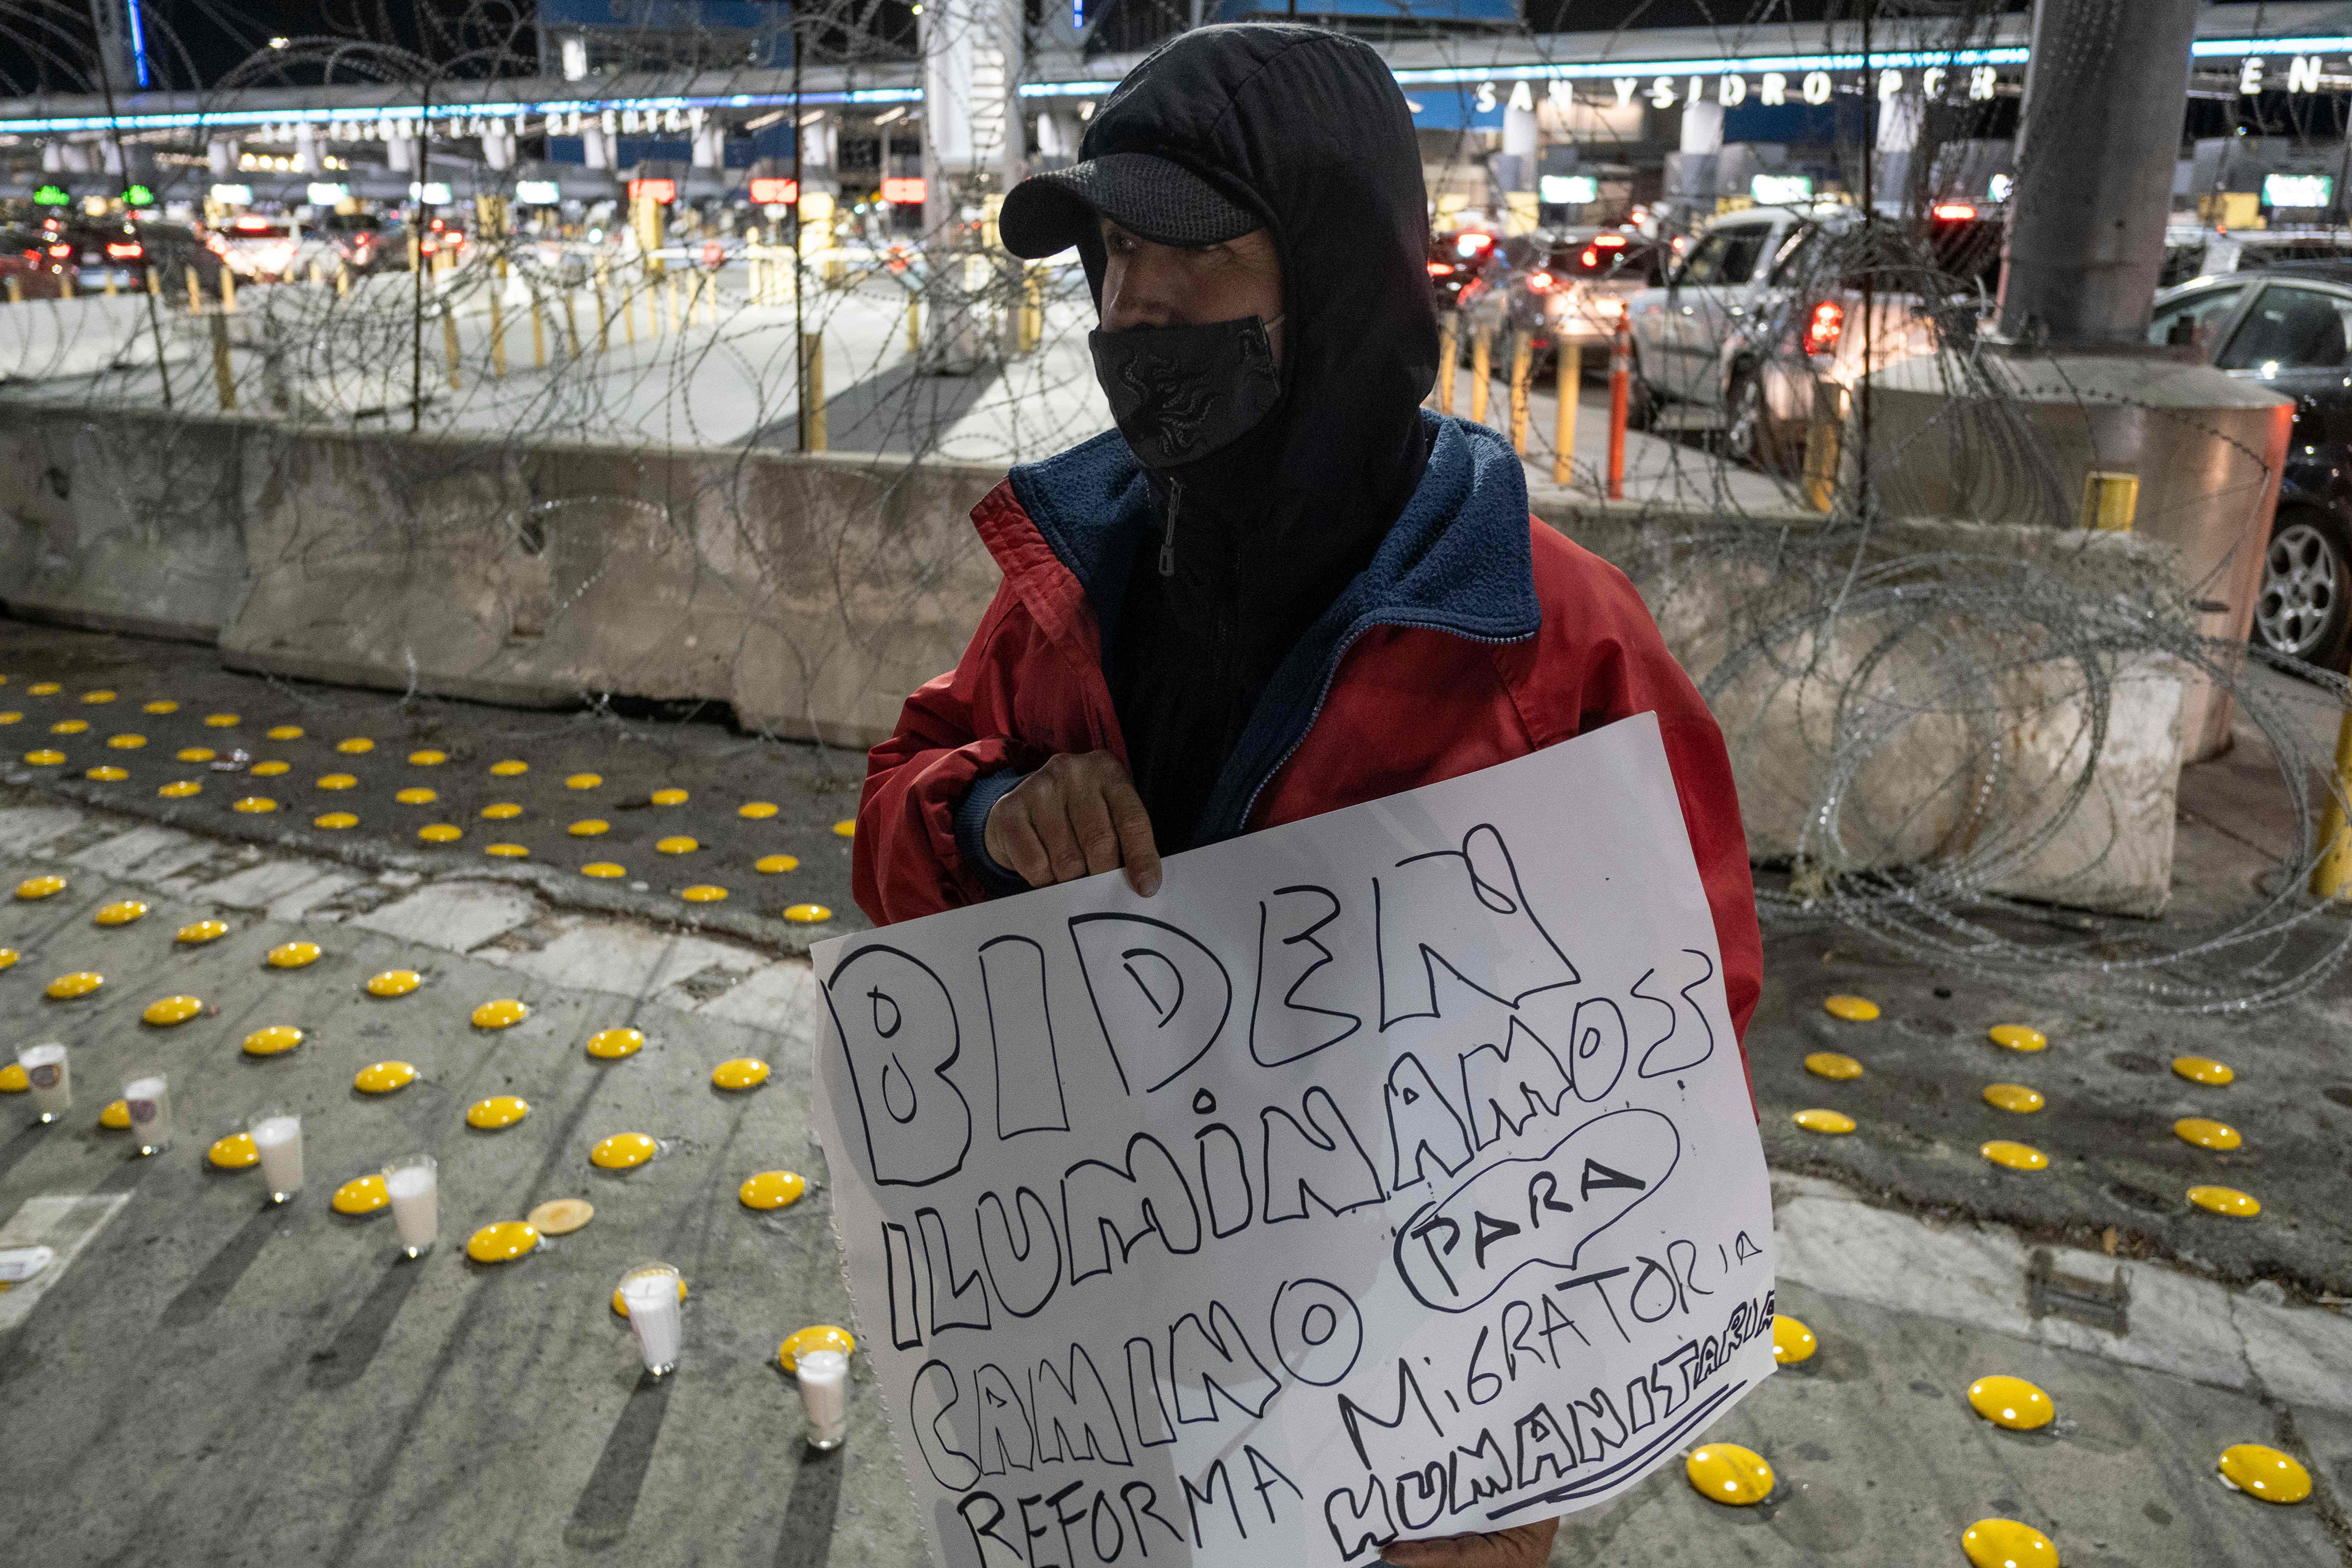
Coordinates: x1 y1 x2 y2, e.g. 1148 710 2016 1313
2150 261 2352 669
1461 228 1666 375
1428 227 1499 313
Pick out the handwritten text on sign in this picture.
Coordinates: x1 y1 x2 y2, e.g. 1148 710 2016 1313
809 715 1776 1568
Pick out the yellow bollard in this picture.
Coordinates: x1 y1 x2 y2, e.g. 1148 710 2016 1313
666 275 680 335
442 308 461 389
145 265 159 299
61 268 75 299
104 269 117 298
530 291 547 368
5 276 19 305
407 232 421 274
185 264 199 313
2313 710 2352 898
308 258 325 288
1551 340 1582 486
335 262 350 299
2080 470 2140 532
488 285 506 378
561 290 580 357
907 295 921 355
209 313 235 411
1802 379 1844 513
1436 313 1458 413
1469 323 1492 427
798 331 826 451
219 268 236 314
1508 331 1532 455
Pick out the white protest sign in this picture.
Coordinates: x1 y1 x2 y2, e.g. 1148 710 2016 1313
809 712 1776 1568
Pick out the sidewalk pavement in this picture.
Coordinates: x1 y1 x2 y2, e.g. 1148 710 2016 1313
0 610 2347 1562
0 790 2345 1566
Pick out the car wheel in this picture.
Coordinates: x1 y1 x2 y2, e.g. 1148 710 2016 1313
1723 366 1771 469
2254 507 2352 670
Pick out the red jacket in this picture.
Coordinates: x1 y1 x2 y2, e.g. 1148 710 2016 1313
853 416 1762 1057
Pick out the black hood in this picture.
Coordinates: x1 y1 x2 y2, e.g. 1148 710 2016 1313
1068 24 1439 525
1060 26 1442 853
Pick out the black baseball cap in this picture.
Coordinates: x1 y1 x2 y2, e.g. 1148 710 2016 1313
999 150 1263 259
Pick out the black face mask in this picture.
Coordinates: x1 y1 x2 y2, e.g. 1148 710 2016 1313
1089 314 1282 471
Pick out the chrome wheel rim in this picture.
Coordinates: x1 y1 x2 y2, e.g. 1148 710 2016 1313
2257 521 2342 658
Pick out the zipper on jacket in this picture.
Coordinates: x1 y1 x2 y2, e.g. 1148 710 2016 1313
1229 614 1536 836
1158 477 1182 578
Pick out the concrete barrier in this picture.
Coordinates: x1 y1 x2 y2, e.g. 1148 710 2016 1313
0 408 253 639
1532 486 2190 915
0 404 1004 744
0 398 2194 913
0 294 165 383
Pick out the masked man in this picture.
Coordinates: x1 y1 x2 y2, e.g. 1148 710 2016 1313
852 27 1762 1563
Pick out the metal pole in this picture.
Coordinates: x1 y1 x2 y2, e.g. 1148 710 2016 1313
1995 0 2200 346
1551 341 1580 486
791 15 808 447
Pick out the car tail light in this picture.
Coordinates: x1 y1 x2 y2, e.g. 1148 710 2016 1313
1804 299 1845 357
1595 234 1626 248
448 233 466 246
47 243 69 257
1931 202 1977 221
1527 270 1554 291
235 217 270 232
107 242 142 259
1595 297 1625 317
1455 231 1492 259
1427 260 1455 276
1580 246 1599 267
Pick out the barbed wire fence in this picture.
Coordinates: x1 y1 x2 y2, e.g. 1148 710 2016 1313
0 0 2347 1008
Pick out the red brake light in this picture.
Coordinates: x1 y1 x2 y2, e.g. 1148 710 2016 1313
1455 231 1493 258
1932 202 1977 221
1580 247 1600 267
880 176 925 204
1595 234 1627 248
106 242 142 259
47 244 69 257
234 217 270 232
447 233 466 246
1528 270 1554 291
1427 260 1455 276
1804 299 1845 357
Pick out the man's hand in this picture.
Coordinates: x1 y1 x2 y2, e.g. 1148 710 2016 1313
983 751 1162 897
1381 1520 1559 1568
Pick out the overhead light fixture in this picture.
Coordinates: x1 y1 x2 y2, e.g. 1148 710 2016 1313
746 109 789 131
799 110 826 127
269 35 289 48
872 107 908 127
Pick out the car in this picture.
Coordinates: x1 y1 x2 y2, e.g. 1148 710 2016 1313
2161 225 2352 289
207 214 333 282
313 209 386 273
1622 201 2004 467
1453 228 1666 374
1427 227 1498 314
2149 262 2352 669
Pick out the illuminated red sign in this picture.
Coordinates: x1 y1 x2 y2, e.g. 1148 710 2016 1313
880 177 925 205
628 178 677 204
748 176 798 205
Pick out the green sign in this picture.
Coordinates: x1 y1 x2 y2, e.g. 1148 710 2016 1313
32 184 70 206
122 184 154 207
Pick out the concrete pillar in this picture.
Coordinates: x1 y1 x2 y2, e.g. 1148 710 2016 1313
387 130 417 173
583 121 614 172
483 119 518 171
1874 86 1922 213
41 142 63 173
207 138 239 179
1996 0 2197 346
294 122 319 175
691 110 725 171
921 0 1025 371
1679 99 1723 155
1497 84 1540 233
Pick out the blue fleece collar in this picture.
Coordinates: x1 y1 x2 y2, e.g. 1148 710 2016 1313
1001 410 1540 844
